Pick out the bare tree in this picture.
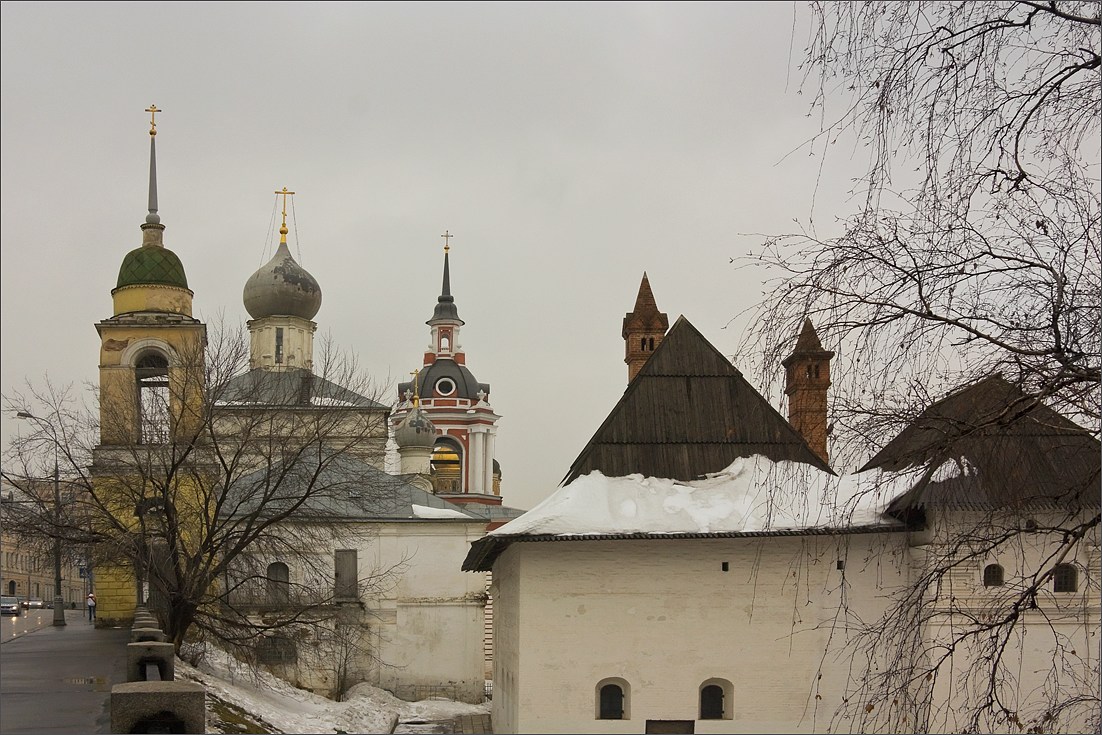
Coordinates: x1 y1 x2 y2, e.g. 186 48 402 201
3 320 404 660
736 0 1099 448
732 3 1100 732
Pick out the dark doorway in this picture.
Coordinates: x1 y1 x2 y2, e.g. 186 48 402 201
645 721 695 734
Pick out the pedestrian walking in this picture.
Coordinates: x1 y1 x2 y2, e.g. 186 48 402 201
86 592 96 621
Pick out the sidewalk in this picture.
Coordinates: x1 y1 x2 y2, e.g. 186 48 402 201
0 610 130 734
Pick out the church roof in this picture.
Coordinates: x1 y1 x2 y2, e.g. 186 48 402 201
398 359 489 403
564 315 833 484
217 367 387 409
429 248 463 324
863 375 1100 515
116 244 189 289
230 454 484 521
243 242 322 320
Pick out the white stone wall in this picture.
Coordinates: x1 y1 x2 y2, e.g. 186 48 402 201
263 519 488 702
491 519 1100 734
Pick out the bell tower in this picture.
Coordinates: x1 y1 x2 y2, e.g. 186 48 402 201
622 272 669 383
91 106 207 628
782 318 834 464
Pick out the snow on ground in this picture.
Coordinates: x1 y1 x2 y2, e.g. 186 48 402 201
490 455 927 538
176 644 488 734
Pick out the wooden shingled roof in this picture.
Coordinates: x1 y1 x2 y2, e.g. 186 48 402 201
862 375 1100 513
563 316 832 485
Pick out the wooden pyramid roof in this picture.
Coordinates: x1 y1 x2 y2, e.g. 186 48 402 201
862 375 1100 513
564 316 832 484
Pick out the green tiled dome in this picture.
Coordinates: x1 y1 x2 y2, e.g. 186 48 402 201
116 246 188 289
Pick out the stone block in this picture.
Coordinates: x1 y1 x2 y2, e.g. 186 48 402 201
110 680 205 734
126 641 175 682
131 627 166 643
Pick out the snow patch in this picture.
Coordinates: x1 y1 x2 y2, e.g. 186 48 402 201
490 455 923 538
411 504 472 519
176 644 487 734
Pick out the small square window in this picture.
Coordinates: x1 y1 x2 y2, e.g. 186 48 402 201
1054 564 1078 593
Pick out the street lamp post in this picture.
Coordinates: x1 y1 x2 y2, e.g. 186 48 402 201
51 459 65 626
15 411 67 627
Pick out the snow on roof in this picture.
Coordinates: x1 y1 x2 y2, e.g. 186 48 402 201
411 503 472 519
489 455 916 539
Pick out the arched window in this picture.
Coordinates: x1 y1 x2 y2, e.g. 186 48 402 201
699 679 733 720
648 337 655 350
136 352 170 445
595 678 630 720
430 439 464 494
641 338 647 351
266 562 290 604
701 685 724 719
983 564 1004 587
599 684 624 719
441 333 451 351
1054 564 1078 592
7 580 14 595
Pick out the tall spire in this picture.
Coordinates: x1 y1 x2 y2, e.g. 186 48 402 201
145 105 161 226
430 231 463 324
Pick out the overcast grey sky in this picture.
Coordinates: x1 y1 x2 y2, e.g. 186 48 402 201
1 1 869 510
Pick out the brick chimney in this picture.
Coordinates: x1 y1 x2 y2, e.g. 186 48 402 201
782 318 834 463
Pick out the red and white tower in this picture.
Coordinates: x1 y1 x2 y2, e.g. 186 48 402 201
393 235 503 507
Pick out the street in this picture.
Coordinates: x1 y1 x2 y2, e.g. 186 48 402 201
0 608 129 734
1 608 85 644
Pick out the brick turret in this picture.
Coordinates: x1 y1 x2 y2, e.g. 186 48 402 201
623 273 669 383
782 318 834 464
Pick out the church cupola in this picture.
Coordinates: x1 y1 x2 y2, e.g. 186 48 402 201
395 383 437 477
111 104 194 319
242 188 321 370
622 272 669 383
782 318 834 464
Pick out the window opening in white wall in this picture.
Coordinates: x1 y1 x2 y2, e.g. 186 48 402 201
1054 563 1078 592
599 684 624 719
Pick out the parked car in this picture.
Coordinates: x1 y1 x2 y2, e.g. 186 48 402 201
0 596 22 616
22 598 45 609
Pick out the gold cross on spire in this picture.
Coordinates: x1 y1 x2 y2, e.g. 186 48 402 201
145 104 162 136
275 187 295 243
410 369 421 406
441 230 453 253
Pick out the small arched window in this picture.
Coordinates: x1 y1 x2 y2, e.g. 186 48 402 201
983 564 1004 587
599 684 624 719
699 678 733 720
1054 564 1078 593
700 685 724 719
641 338 647 351
7 580 15 595
266 562 290 604
440 333 451 351
649 337 655 350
